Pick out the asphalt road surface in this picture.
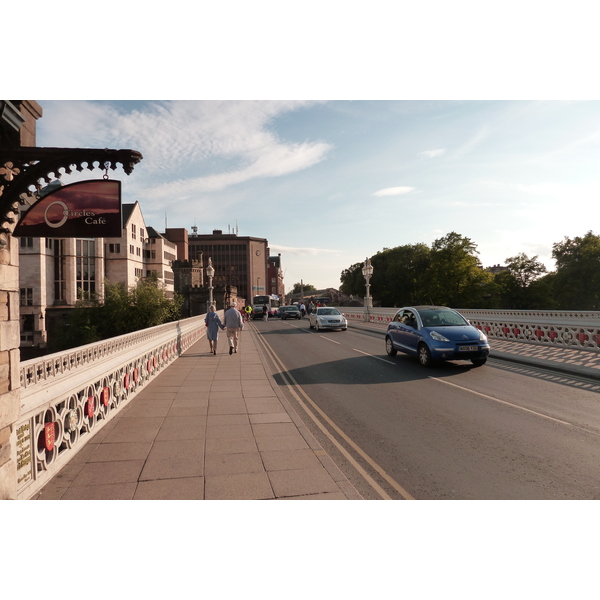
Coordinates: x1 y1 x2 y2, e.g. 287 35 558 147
249 316 600 500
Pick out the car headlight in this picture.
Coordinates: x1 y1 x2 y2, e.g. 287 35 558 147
479 330 488 341
430 331 450 342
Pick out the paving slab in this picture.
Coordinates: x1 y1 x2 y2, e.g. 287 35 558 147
33 326 362 501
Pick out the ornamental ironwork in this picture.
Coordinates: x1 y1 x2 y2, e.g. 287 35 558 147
0 146 142 242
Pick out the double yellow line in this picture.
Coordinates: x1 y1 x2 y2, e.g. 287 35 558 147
251 322 415 500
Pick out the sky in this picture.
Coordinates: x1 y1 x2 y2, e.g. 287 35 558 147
33 99 600 292
9 1 600 588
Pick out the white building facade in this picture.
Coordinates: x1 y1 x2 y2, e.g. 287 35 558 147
19 202 176 352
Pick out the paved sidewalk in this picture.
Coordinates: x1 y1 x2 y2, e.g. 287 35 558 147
33 326 362 500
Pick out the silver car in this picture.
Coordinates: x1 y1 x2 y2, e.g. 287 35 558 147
309 307 347 331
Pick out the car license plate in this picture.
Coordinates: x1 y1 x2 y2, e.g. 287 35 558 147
459 345 478 352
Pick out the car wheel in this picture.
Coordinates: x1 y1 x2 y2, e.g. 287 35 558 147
471 358 487 367
418 343 433 367
385 336 397 356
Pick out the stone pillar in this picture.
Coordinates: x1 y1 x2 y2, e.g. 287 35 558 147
0 100 42 499
0 234 21 499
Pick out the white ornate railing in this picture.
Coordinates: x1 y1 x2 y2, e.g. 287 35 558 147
15 314 210 500
342 308 600 352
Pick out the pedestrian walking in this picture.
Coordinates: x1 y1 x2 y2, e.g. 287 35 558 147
204 305 225 355
262 304 268 321
223 301 244 354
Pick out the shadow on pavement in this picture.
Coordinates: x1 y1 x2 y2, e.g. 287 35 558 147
274 353 475 387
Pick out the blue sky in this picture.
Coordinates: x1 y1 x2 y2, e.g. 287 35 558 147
34 99 600 292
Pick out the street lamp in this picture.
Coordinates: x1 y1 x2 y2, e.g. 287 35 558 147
362 257 373 322
206 257 215 310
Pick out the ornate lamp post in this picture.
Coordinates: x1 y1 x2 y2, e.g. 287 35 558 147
362 257 373 322
206 257 215 310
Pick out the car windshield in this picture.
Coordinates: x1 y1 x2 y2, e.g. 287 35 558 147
284 307 298 311
317 308 340 315
418 309 468 327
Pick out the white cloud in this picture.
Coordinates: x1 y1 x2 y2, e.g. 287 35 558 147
38 100 332 198
373 186 415 197
420 148 446 158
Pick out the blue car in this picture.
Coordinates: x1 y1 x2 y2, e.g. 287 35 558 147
385 306 490 367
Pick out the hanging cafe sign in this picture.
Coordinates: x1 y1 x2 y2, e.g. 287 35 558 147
13 178 123 238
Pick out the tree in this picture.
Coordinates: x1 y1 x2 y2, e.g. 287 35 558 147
291 282 317 295
49 275 183 352
424 232 490 307
552 231 600 309
505 253 547 288
492 253 549 309
339 263 365 297
371 244 431 306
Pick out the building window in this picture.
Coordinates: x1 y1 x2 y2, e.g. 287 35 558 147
132 224 136 240
136 247 141 256
76 239 96 299
20 237 33 248
130 245 134 254
20 288 33 306
108 243 121 254
54 239 66 302
140 229 145 240
45 238 54 250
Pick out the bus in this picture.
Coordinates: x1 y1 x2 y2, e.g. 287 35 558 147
251 295 281 319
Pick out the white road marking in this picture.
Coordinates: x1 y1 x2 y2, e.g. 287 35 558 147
429 376 573 426
353 348 396 364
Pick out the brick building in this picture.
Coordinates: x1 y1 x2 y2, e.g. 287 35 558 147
166 227 282 303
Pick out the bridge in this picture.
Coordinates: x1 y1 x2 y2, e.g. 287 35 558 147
11 307 600 500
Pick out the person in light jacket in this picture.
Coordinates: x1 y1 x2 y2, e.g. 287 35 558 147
205 305 225 355
223 301 244 354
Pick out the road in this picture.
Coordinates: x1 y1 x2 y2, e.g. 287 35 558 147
248 316 600 499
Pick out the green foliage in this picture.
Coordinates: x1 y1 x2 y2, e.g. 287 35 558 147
552 231 600 309
291 282 317 294
339 263 364 297
424 232 489 306
49 276 183 352
339 231 600 310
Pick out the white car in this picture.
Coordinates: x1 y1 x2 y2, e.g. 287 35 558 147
309 307 347 331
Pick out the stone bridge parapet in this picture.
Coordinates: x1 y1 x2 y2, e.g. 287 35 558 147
14 314 209 500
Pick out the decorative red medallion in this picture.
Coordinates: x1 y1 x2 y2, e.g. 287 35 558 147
44 422 56 451
102 387 110 406
87 397 95 417
124 373 130 390
133 368 139 382
153 356 158 368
